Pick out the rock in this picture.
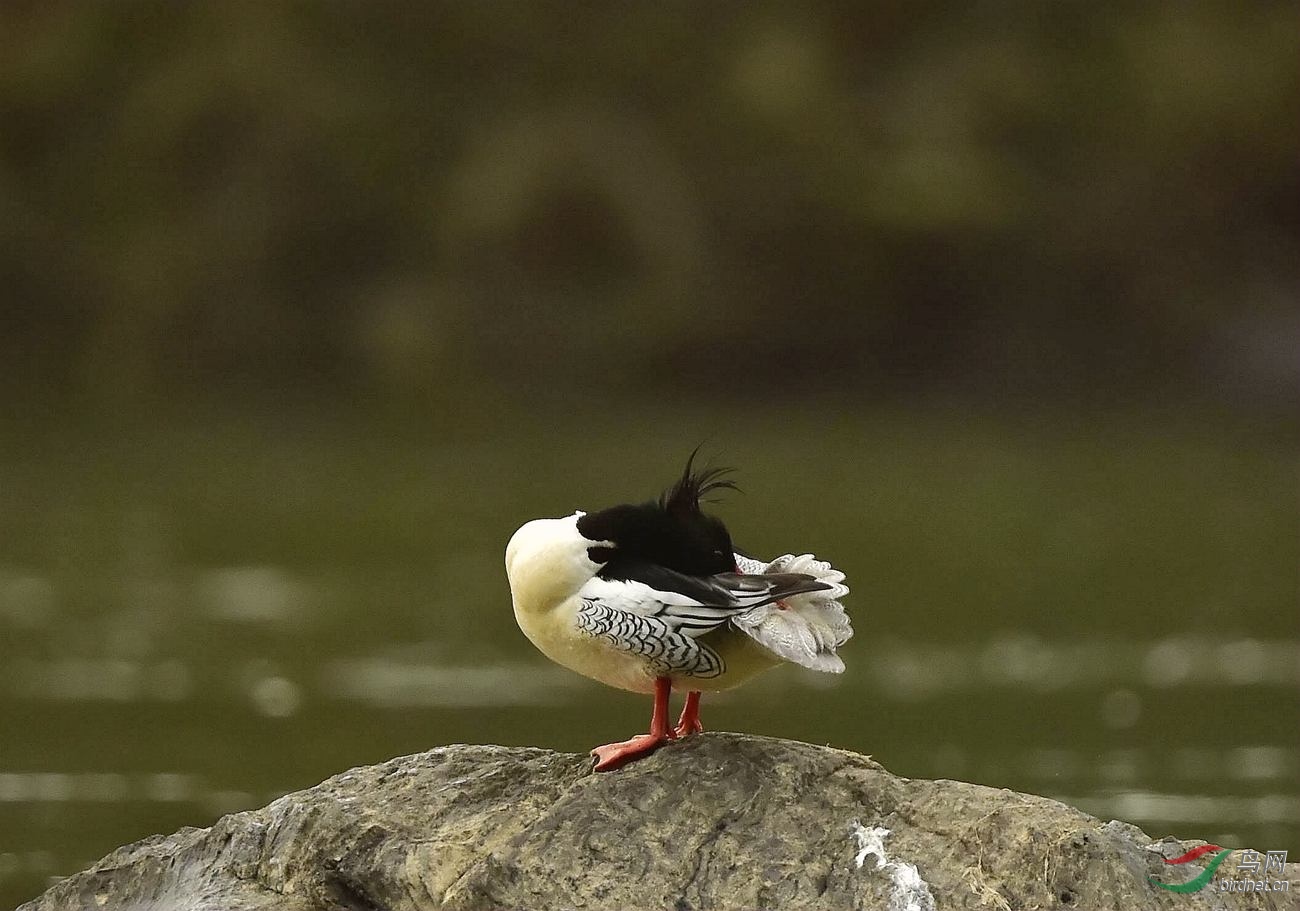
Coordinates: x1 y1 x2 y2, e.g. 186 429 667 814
20 734 1298 910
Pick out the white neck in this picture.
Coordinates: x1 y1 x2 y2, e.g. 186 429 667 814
505 512 607 614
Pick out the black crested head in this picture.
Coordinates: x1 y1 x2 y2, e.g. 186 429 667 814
576 452 738 576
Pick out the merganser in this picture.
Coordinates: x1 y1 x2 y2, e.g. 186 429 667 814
505 455 852 771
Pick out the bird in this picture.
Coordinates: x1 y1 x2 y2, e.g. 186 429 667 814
504 454 852 771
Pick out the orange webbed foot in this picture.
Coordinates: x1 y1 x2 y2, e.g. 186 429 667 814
590 733 671 772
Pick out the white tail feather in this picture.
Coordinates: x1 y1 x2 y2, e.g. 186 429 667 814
731 552 853 672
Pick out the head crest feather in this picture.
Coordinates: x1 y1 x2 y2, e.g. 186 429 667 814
660 449 737 517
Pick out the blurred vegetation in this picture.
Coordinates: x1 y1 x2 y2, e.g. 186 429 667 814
1 2 1297 418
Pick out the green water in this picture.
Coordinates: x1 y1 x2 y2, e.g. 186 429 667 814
0 409 1296 908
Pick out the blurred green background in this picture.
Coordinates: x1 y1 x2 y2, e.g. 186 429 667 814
1 3 1297 906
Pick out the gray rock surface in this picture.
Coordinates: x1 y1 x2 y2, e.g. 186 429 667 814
20 734 1298 910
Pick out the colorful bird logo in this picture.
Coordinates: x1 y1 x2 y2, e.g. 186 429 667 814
1149 844 1234 893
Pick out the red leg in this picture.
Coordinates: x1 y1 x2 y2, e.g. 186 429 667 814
591 676 673 772
673 690 704 738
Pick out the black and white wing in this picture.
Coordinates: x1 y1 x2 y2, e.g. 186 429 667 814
582 562 831 637
575 601 725 677
576 562 831 678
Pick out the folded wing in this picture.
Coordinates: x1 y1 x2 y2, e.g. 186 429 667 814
576 556 850 675
575 601 725 678
580 563 830 638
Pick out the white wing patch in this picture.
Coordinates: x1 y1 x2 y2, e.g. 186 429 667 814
578 576 755 638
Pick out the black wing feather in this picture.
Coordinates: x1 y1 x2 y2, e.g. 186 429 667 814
601 560 831 609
